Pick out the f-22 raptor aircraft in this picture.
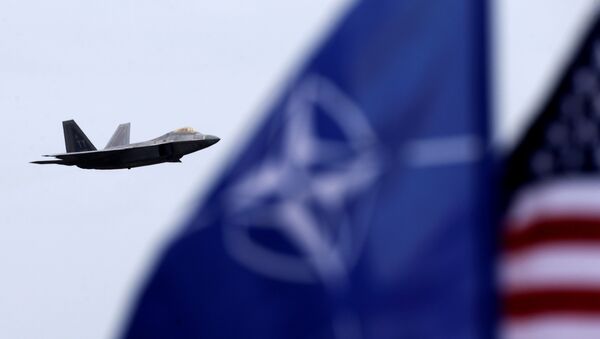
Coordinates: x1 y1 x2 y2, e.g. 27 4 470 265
32 120 219 170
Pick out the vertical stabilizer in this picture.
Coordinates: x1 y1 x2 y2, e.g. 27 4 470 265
105 123 131 149
62 120 96 153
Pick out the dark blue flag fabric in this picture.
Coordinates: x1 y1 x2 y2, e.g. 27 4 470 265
123 1 493 338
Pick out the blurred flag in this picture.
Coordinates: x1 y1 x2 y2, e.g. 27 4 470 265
501 13 600 339
123 1 493 339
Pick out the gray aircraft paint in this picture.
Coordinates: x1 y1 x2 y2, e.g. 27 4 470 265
32 120 219 170
105 123 131 149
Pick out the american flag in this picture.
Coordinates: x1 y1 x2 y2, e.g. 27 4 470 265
500 13 600 339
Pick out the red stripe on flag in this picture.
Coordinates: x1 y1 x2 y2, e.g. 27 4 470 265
505 289 600 318
504 217 600 253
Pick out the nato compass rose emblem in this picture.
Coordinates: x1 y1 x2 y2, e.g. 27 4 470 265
223 74 384 286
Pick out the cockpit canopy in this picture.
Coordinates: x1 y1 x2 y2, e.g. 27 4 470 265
174 127 196 134
152 126 204 142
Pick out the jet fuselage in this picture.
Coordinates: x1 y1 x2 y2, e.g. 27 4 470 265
32 121 219 170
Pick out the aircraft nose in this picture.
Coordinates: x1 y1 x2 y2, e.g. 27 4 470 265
204 134 220 145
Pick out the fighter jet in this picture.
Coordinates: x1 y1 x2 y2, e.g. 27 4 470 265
31 120 219 169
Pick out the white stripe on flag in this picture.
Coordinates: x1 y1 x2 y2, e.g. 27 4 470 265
502 316 600 339
501 244 600 292
506 178 600 231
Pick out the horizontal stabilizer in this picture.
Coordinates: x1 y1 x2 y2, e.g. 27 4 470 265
31 160 69 165
105 123 131 149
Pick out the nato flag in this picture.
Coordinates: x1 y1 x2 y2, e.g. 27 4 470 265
123 1 493 338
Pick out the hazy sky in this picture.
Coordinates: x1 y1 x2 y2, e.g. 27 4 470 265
495 0 599 148
0 1 598 338
0 1 349 338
